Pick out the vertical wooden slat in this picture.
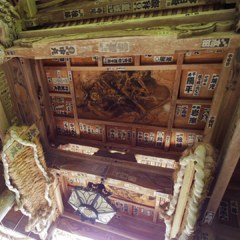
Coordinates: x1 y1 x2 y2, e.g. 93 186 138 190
165 52 185 150
66 58 80 136
135 56 140 66
98 56 103 67
153 196 160 223
170 161 196 238
102 125 107 143
132 127 137 147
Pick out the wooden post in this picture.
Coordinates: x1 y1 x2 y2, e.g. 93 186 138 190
20 58 49 147
203 49 236 143
170 161 196 238
0 190 15 222
0 101 9 141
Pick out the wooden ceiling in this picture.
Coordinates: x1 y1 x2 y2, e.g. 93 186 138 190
1 0 240 239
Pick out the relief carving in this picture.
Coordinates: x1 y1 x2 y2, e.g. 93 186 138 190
8 58 34 124
0 0 20 63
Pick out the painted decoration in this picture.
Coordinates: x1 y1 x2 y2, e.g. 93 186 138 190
106 185 156 207
74 71 174 126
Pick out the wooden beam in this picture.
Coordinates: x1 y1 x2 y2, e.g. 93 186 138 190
47 149 174 195
33 0 217 25
203 49 237 143
165 53 184 151
53 134 181 160
61 211 166 240
18 9 236 38
204 101 240 218
7 33 240 59
170 161 195 238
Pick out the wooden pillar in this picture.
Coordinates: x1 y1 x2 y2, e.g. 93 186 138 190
0 190 15 222
204 100 240 223
0 101 9 141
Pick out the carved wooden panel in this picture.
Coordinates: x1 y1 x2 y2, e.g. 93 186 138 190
106 185 156 207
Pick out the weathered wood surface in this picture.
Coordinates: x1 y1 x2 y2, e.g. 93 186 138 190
18 8 235 38
8 32 240 59
47 149 174 195
0 101 9 141
205 99 240 221
0 190 15 222
170 161 195 238
53 134 182 160
203 49 237 143
34 0 218 23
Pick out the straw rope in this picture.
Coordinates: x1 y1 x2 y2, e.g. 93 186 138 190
161 143 215 240
1 126 57 238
